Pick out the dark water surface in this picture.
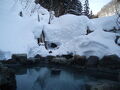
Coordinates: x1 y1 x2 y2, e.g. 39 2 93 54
16 67 119 90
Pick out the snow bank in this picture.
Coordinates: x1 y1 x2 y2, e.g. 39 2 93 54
44 15 91 43
52 31 120 58
34 15 120 58
91 15 119 31
0 0 48 59
0 0 120 60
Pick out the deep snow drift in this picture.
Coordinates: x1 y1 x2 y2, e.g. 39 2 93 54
0 0 120 60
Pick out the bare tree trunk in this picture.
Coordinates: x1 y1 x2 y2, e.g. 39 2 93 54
48 11 52 24
48 0 54 24
38 14 40 22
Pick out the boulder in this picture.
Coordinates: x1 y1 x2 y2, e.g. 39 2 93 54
3 59 18 64
86 56 99 67
12 54 27 64
71 55 86 66
62 53 73 59
46 56 55 61
99 55 120 69
34 54 46 63
51 57 67 65
34 54 42 59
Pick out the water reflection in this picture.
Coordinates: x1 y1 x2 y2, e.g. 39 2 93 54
16 67 87 90
16 67 120 90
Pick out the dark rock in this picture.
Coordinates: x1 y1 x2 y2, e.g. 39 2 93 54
46 56 55 60
3 59 18 64
34 54 42 59
99 55 120 69
51 57 67 65
19 11 23 17
49 51 52 53
12 54 27 64
26 60 35 65
115 36 120 46
50 43 57 48
34 58 46 64
34 54 46 62
12 54 27 60
62 53 73 59
86 26 94 35
71 55 86 66
86 56 99 67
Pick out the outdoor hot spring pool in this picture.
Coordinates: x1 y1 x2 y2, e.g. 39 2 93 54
15 66 120 90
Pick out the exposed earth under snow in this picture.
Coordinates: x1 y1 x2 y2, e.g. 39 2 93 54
0 0 120 60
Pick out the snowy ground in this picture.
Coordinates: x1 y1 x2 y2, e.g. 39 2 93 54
0 0 120 60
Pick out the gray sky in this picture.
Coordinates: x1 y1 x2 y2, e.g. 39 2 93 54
80 0 112 14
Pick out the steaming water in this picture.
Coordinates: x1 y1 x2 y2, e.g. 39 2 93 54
16 67 119 90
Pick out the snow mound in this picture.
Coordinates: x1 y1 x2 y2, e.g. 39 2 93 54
34 15 120 58
28 45 49 57
44 15 91 43
91 15 119 31
51 33 119 58
0 0 120 60
0 0 49 59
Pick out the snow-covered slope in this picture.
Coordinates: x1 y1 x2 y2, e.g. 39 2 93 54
33 15 120 58
0 0 44 59
0 0 120 60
